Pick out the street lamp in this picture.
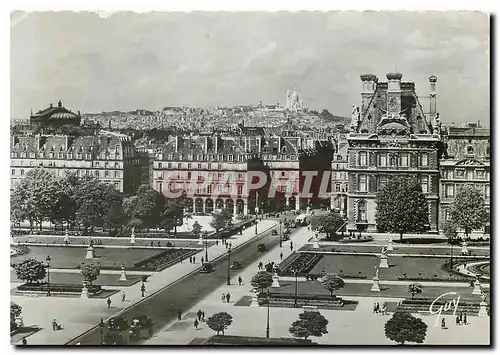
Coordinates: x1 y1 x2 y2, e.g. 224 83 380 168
255 207 259 235
99 318 105 345
226 245 232 285
279 220 283 248
204 231 209 262
46 255 51 297
293 270 298 308
265 290 271 338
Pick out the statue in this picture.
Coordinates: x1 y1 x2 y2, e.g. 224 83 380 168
375 266 379 279
88 237 94 247
481 292 487 302
350 105 360 130
381 246 388 256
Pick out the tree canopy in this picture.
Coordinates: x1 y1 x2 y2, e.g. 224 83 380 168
407 283 423 299
210 209 233 234
310 213 344 237
206 312 233 335
321 274 345 298
250 271 273 293
375 176 429 240
14 258 46 284
385 311 427 345
449 185 488 238
289 311 329 340
80 261 101 285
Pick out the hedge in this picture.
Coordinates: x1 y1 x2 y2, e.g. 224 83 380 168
17 282 101 294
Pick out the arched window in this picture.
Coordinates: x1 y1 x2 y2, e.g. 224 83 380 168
358 201 367 222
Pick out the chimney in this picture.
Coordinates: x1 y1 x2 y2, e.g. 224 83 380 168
214 135 219 152
175 136 179 153
360 74 377 114
58 100 62 108
429 75 437 124
386 72 403 114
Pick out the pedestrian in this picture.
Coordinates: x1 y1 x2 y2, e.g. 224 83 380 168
226 292 231 303
189 256 193 263
463 312 467 325
157 241 161 247
177 309 182 321
141 283 146 297
52 319 57 331
375 303 380 314
193 256 196 263
238 276 242 286
216 240 219 246
290 241 293 251
122 291 126 302
280 252 283 261
456 315 460 326
150 241 154 247
382 304 387 315
201 256 204 264
197 309 202 321
194 319 199 329
222 293 226 303
258 261 263 270
441 317 446 329
229 242 232 249
21 338 27 345
107 298 112 308
201 311 205 322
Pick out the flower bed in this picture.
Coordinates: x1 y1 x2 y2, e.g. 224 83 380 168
338 235 374 243
257 292 357 310
17 283 102 295
205 335 314 345
133 248 197 271
11 245 30 257
280 253 323 276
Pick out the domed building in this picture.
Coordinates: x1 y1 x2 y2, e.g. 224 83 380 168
29 100 81 128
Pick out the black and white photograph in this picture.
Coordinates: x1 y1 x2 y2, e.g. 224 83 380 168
8 7 491 346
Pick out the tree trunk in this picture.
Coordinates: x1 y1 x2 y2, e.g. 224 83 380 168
399 232 403 241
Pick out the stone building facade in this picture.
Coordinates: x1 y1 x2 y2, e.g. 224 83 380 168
346 73 441 233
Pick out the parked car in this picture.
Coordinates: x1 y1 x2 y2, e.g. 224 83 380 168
282 234 290 241
257 243 268 252
129 315 154 341
271 230 278 236
230 261 242 270
283 228 291 235
267 212 279 217
200 262 214 273
107 317 129 332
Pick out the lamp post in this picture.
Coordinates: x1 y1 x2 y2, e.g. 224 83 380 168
203 231 209 262
226 245 232 285
293 270 298 308
99 318 105 345
265 290 271 338
255 207 259 235
279 220 283 248
449 237 454 275
46 255 51 296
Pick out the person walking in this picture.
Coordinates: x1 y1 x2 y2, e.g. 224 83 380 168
157 241 161 247
52 319 57 331
258 261 263 270
201 256 204 264
121 292 126 302
463 311 468 325
290 241 293 251
441 318 447 329
197 309 202 321
226 292 231 303
177 309 182 321
456 315 460 326
373 303 377 314
194 319 199 329
280 252 283 261
193 256 196 263
201 311 205 322
150 241 154 247
222 293 226 303
238 276 242 286
141 283 146 297
216 240 219 246
189 256 193 263
107 298 112 308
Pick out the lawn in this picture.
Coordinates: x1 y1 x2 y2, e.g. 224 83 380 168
301 245 490 257
309 254 478 280
10 246 167 269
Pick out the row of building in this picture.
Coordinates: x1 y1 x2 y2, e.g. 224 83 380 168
10 72 490 234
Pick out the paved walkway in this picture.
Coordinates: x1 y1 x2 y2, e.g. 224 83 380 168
145 226 490 345
11 219 278 345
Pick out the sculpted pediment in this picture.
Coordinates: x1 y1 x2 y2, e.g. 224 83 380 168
455 159 484 167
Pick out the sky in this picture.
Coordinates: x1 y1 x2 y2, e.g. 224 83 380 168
10 11 490 125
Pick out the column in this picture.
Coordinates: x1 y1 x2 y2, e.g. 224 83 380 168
243 200 248 215
192 199 196 213
330 195 335 210
295 197 300 211
233 199 237 216
203 198 207 214
286 198 290 207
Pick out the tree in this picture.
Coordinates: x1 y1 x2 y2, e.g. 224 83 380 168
74 178 115 232
192 221 202 239
80 261 101 285
310 213 344 238
51 172 79 228
375 176 429 241
407 283 423 299
134 184 164 229
321 274 345 298
289 311 328 340
449 185 488 239
161 197 185 236
14 258 46 284
11 302 22 331
250 271 273 293
443 220 459 244
210 209 232 239
206 312 233 335
385 311 427 345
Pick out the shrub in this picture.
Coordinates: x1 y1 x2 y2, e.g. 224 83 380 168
14 258 46 284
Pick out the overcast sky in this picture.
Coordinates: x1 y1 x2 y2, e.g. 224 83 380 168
11 11 489 124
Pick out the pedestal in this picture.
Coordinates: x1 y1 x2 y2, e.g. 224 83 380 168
119 268 128 281
387 238 394 251
198 236 204 245
379 255 389 269
371 276 381 292
313 239 320 249
85 246 95 259
271 274 280 288
15 316 24 328
461 242 468 255
80 283 89 299
250 294 260 307
478 301 488 317
472 280 482 295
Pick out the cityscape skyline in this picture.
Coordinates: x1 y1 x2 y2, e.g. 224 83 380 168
11 11 489 125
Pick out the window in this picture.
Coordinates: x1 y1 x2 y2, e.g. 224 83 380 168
238 173 244 181
198 155 203 161
485 184 490 199
158 163 162 169
188 172 192 179
218 155 223 161
389 155 397 167
168 163 172 169
105 171 109 178
420 175 428 193
421 153 428 167
114 171 120 178
198 163 202 169
11 169 15 175
115 163 119 169
379 153 387 167
207 185 212 194
456 169 465 179
228 155 234 161
446 184 455 198
358 175 367 192
359 152 367 166
188 163 192 170
114 183 119 190
335 183 341 192
177 163 181 169
379 175 387 189
188 154 193 161
476 169 485 179
218 164 222 170
466 145 475 155
237 185 243 195
401 153 408 167
358 201 367 222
